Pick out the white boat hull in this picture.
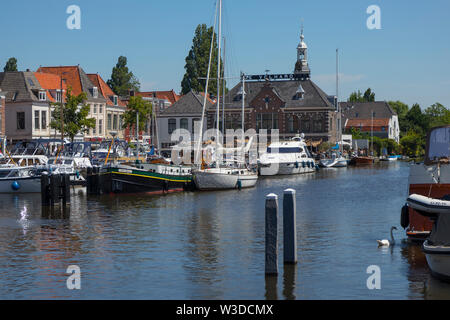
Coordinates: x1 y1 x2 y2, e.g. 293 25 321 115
193 169 257 190
0 177 41 193
424 240 450 281
259 162 316 176
319 158 348 168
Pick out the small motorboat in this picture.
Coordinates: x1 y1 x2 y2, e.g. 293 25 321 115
319 153 348 168
406 193 450 281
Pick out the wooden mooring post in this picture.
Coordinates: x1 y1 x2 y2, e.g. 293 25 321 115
41 172 71 219
87 165 104 195
265 193 279 275
283 188 297 264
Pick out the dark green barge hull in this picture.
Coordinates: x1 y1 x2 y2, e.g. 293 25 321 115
89 166 195 194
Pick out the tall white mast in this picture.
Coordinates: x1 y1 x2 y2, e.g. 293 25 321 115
241 72 245 145
195 0 218 165
216 0 222 147
336 48 341 150
222 37 226 133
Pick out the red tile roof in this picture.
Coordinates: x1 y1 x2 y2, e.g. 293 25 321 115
136 90 180 105
87 74 126 107
36 66 83 96
345 118 390 131
33 72 67 102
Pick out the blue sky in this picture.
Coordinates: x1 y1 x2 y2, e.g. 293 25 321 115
1 0 449 108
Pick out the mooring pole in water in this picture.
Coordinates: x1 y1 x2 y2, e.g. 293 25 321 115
265 193 278 275
49 173 60 207
283 188 297 264
40 171 50 206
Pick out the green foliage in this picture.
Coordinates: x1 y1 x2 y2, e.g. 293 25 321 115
4 57 18 72
107 56 140 96
181 24 225 95
122 96 152 132
400 130 425 157
425 102 450 128
348 88 375 102
50 87 95 142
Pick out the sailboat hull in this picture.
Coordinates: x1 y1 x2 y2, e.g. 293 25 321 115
193 169 258 190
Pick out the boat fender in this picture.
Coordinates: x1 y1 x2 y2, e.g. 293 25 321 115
295 162 299 168
28 169 35 177
76 170 80 179
237 179 242 190
302 162 305 168
11 181 20 191
400 204 409 229
163 180 169 192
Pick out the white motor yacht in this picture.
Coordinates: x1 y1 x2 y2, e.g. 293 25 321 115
258 134 316 176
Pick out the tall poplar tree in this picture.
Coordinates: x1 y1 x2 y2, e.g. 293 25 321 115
181 24 225 95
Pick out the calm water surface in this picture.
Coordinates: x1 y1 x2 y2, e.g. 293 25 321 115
1 161 450 299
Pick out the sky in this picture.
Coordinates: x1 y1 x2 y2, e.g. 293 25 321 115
1 0 449 108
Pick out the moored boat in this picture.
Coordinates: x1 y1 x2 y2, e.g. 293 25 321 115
406 193 450 281
258 134 316 175
402 125 450 241
0 166 42 193
98 162 194 194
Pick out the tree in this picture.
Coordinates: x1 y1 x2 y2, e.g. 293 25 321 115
347 88 375 102
181 24 225 95
424 102 450 128
4 57 18 72
363 88 375 102
122 96 152 136
400 130 425 157
50 87 95 142
107 56 140 96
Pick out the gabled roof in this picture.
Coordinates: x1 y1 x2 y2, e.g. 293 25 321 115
36 66 106 102
0 71 43 102
340 101 397 121
159 91 213 115
87 73 126 107
137 90 180 105
34 72 67 102
217 79 334 110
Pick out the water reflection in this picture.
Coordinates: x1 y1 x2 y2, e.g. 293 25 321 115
282 264 297 300
2 162 450 299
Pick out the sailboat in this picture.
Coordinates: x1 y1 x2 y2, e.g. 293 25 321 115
192 0 258 190
319 49 347 168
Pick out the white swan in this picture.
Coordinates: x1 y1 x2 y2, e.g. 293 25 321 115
377 226 397 247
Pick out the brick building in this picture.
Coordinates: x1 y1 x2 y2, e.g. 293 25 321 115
206 28 337 143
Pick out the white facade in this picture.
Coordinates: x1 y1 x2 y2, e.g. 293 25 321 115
157 115 206 150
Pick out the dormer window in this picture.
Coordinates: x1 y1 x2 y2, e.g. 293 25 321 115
56 90 63 103
38 91 47 101
294 84 305 100
93 87 98 98
113 95 118 106
235 85 245 101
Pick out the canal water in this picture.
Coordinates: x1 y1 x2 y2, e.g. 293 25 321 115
1 161 450 299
